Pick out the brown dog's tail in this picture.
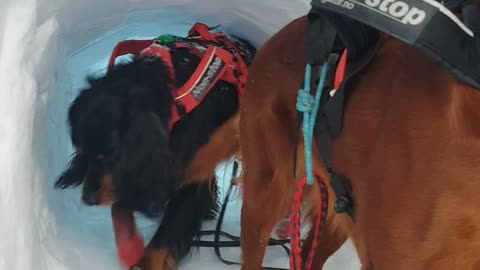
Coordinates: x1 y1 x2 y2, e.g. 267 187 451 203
183 114 240 186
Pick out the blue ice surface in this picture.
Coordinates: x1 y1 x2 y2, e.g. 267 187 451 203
49 8 358 270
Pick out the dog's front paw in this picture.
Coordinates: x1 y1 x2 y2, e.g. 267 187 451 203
130 248 175 270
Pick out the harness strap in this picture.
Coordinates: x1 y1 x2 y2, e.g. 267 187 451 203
188 23 221 42
217 36 249 101
315 42 380 222
330 174 355 218
139 43 176 74
308 8 380 62
107 40 154 72
306 12 338 65
297 10 381 221
166 46 235 129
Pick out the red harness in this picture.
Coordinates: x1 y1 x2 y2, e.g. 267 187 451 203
106 23 249 130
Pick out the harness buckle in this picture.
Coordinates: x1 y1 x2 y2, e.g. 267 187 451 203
330 174 355 219
334 195 352 214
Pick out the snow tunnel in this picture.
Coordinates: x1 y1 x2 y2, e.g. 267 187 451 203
0 0 360 269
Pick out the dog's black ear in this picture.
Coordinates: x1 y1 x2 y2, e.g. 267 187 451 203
66 87 94 147
54 88 92 190
114 108 178 215
54 154 88 189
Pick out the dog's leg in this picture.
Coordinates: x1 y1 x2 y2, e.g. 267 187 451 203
240 178 286 270
349 234 374 270
239 112 295 270
133 181 217 270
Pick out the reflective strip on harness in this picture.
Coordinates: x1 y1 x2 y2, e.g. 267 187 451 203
168 46 234 128
175 47 231 102
310 0 480 89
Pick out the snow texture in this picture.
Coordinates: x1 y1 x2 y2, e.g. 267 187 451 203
0 0 360 269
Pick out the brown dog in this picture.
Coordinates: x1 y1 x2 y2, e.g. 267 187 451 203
238 14 480 270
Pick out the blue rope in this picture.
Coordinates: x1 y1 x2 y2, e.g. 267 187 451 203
296 63 329 185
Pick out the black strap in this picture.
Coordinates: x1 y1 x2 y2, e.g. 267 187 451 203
315 39 380 165
309 7 379 61
310 0 480 89
302 9 382 221
444 0 471 12
306 11 338 65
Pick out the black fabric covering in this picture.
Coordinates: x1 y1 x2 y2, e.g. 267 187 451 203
416 6 480 89
309 0 480 89
307 7 379 64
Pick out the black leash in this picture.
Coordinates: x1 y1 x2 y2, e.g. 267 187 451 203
192 160 292 269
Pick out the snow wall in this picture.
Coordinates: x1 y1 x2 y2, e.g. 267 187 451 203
0 0 360 269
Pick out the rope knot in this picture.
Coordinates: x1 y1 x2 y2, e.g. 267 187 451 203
296 89 315 113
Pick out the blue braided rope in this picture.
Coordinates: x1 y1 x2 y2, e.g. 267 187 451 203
296 63 329 185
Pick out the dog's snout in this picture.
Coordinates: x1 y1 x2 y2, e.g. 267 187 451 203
82 191 100 205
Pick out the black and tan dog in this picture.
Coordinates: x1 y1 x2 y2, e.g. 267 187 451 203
55 23 255 270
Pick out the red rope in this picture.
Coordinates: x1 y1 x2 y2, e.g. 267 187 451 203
288 174 329 270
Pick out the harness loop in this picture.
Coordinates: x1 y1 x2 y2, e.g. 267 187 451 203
288 175 329 270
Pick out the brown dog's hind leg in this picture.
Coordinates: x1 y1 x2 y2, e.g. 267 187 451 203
239 112 296 270
239 105 351 270
183 115 240 186
240 177 287 270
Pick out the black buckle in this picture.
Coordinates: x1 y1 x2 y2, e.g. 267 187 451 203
334 194 352 214
330 174 355 220
325 53 340 91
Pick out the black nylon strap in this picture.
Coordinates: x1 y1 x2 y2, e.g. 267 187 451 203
416 7 480 89
443 0 471 12
310 7 380 60
307 11 338 65
311 0 444 45
303 7 382 221
330 174 355 220
310 0 480 89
